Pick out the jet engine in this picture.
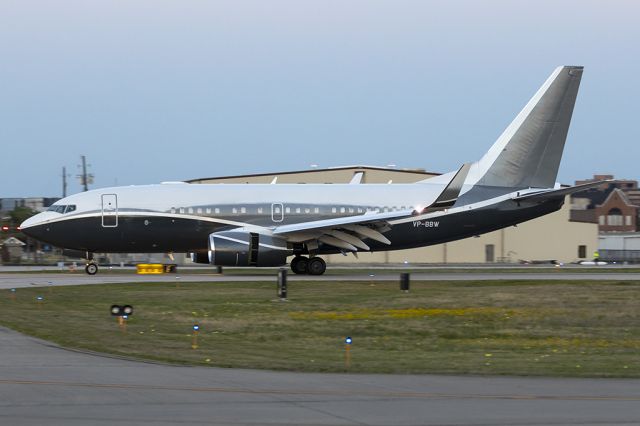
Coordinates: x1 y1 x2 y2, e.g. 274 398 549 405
207 230 291 267
190 252 210 264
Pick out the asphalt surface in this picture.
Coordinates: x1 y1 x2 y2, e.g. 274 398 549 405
2 270 640 289
1 326 640 426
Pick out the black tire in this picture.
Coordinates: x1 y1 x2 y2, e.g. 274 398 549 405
85 263 98 275
307 257 326 276
291 256 309 274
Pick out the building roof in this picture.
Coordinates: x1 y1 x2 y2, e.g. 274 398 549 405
597 188 640 209
186 165 439 184
2 237 25 247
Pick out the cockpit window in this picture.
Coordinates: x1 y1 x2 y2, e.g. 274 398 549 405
47 205 77 214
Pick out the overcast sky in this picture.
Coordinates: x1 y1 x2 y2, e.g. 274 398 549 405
1 0 638 197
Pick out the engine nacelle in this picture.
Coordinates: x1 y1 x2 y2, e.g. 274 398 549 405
208 230 291 267
190 252 210 264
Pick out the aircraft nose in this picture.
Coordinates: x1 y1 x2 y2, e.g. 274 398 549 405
20 212 55 239
21 212 50 230
20 215 39 230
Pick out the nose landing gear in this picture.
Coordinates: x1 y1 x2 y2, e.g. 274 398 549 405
85 263 98 275
84 252 98 275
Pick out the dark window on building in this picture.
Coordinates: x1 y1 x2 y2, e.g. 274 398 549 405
578 245 587 258
485 244 495 263
607 208 623 226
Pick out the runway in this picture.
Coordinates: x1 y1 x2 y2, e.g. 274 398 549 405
1 326 639 426
2 269 640 289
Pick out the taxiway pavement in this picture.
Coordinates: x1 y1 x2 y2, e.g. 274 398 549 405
2 270 640 289
1 326 639 425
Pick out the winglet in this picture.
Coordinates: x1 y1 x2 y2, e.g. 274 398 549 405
420 163 471 213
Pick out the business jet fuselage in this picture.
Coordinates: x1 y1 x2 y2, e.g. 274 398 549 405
21 66 597 275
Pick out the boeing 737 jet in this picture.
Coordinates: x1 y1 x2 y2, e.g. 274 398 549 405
22 66 601 275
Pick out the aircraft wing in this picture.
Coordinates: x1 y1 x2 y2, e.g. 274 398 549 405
511 180 612 203
271 164 471 252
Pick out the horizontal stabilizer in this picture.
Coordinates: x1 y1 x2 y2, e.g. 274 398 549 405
512 180 611 202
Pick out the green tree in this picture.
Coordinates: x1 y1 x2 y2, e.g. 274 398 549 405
9 206 37 226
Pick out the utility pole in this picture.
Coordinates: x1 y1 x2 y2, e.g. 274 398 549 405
81 156 88 192
76 155 94 192
62 166 68 198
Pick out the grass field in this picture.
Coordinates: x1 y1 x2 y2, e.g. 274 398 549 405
1 279 640 377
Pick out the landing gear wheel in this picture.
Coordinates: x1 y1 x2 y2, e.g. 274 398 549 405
307 257 326 276
291 256 309 274
85 263 98 275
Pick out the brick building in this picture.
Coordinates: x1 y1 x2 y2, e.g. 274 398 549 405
571 175 640 233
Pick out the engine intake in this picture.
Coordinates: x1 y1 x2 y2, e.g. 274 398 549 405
208 230 290 267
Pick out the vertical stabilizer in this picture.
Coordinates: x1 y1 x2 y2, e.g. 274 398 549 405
471 66 583 189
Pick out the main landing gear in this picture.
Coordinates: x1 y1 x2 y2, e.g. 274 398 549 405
290 256 326 275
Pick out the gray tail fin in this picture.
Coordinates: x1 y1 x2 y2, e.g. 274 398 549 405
471 66 583 189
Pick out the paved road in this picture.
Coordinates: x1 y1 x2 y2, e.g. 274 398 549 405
1 326 639 425
2 270 640 289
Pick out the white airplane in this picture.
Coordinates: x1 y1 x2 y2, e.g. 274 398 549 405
22 66 602 275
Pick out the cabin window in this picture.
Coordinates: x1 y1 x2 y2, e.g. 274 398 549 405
170 208 176 214
197 208 203 214
188 208 194 214
314 207 319 213
206 208 211 214
240 207 246 214
305 208 310 214
296 207 301 214
232 208 238 214
348 208 354 213
285 207 291 214
340 207 346 213
357 208 363 213
215 208 220 214
332 207 337 213
179 208 185 214
258 207 263 214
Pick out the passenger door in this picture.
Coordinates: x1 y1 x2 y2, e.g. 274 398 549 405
101 194 118 227
271 203 284 223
